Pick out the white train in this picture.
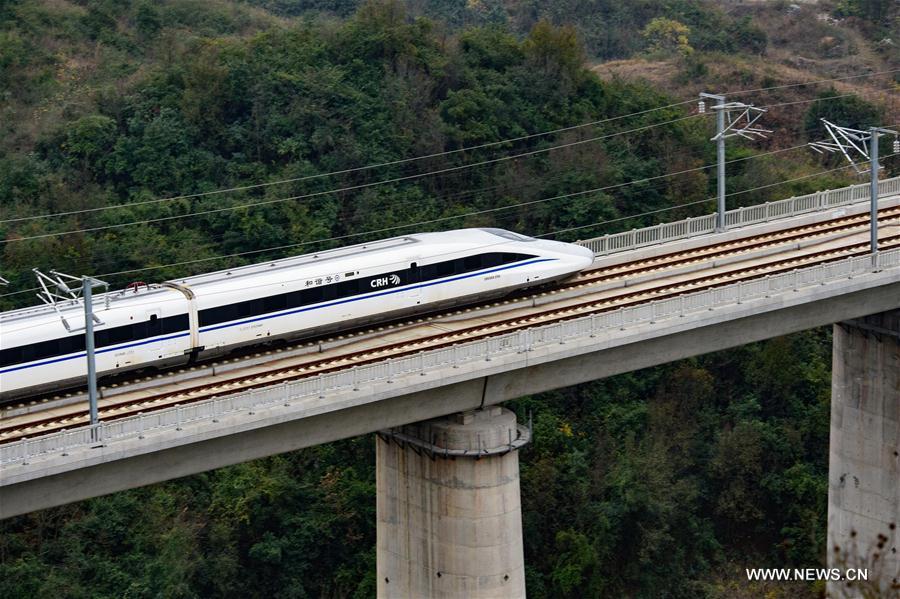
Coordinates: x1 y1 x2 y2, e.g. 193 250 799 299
0 228 594 399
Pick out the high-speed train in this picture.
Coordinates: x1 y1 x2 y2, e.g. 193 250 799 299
0 228 594 399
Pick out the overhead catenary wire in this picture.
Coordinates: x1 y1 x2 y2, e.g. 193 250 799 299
550 153 900 239
6 65 900 225
0 146 754 300
4 120 897 294
0 114 704 243
760 86 899 110
1 83 897 298
7 86 894 245
4 148 894 300
0 99 698 224
727 67 900 97
2 114 895 301
0 197 715 304
727 151 899 198
0 159 726 290
0 166 692 300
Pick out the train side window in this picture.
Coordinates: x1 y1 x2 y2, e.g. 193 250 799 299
236 299 254 318
482 253 502 268
24 344 39 361
131 322 148 340
420 263 435 280
286 290 304 309
436 260 454 277
0 347 23 367
163 314 189 334
22 345 36 362
94 330 109 347
304 287 324 305
59 336 83 355
200 305 236 327
463 255 482 271
222 305 237 323
34 338 57 359
263 294 287 313
2 334 89 367
109 324 135 344
501 252 533 264
334 279 356 300
148 313 161 336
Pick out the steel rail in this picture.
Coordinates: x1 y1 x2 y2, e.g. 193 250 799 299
5 202 898 415
4 230 898 443
3 244 898 466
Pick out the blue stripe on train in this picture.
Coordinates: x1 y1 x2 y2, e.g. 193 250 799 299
198 258 554 332
0 258 555 375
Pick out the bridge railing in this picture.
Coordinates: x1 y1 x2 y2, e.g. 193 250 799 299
3 246 898 468
578 176 900 255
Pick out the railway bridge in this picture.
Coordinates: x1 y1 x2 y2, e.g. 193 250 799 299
1 178 899 597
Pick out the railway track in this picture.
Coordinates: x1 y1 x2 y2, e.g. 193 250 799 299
6 204 897 414
3 212 898 443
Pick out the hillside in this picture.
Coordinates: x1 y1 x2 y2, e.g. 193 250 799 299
0 2 898 598
591 1 899 147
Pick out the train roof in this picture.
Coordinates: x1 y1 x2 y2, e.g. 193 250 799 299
0 284 185 330
0 228 530 325
174 233 420 288
170 228 514 295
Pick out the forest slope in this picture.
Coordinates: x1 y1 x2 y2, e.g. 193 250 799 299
0 1 897 598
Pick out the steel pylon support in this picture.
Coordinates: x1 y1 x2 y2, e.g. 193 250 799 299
808 120 899 257
33 269 109 430
699 93 773 232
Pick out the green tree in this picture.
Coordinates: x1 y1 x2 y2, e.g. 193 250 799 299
62 115 117 178
135 1 162 38
642 17 693 57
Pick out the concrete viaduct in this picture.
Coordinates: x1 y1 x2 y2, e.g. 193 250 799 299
1 179 899 597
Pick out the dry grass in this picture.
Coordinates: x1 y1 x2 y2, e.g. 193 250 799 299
591 0 899 134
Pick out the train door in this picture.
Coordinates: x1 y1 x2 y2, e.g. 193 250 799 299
407 261 421 305
114 309 160 368
144 308 169 360
145 308 184 362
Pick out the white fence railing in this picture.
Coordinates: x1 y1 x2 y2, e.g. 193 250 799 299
3 247 898 468
578 176 900 255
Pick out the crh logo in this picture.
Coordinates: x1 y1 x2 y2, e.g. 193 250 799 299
370 273 401 288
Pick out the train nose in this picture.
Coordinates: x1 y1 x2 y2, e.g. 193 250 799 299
569 243 595 268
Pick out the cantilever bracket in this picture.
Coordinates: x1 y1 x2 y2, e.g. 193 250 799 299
33 269 108 332
808 119 898 175
710 102 772 141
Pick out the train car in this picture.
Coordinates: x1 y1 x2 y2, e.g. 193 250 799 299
0 228 594 399
0 284 195 400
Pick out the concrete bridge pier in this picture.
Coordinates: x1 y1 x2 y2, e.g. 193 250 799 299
828 310 900 595
376 406 529 599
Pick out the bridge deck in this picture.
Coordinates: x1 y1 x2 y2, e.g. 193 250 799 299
1 181 899 518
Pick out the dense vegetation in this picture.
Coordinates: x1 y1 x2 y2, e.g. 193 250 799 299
2 0 871 307
0 1 896 597
0 333 834 598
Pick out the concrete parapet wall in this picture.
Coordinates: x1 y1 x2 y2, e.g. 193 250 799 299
828 310 900 595
2 273 898 518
